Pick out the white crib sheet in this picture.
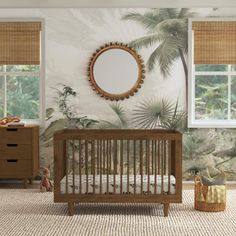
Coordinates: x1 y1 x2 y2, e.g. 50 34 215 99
60 174 176 194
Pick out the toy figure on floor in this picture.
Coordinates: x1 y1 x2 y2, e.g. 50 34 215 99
40 167 53 192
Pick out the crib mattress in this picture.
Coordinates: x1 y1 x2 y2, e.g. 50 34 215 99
60 175 176 194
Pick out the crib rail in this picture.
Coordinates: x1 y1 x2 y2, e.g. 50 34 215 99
54 129 182 203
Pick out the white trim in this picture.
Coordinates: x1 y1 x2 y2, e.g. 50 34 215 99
188 20 194 128
0 17 44 22
3 68 7 117
0 0 236 8
228 65 231 120
195 71 236 75
189 17 236 22
0 18 45 128
0 72 40 76
188 18 236 128
189 120 236 128
40 18 46 128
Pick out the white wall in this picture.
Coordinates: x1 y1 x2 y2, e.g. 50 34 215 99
0 0 236 8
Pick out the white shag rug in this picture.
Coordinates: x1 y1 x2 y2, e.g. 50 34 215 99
0 189 235 236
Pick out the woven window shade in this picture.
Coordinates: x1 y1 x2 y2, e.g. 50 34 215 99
193 21 236 64
0 22 41 65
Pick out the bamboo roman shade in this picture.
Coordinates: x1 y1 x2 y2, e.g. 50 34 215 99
193 21 236 64
0 22 41 65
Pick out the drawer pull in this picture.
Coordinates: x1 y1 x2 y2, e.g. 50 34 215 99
7 159 18 163
6 144 18 147
6 128 18 131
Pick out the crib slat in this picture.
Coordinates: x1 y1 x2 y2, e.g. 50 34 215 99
145 140 148 175
120 140 123 194
161 140 164 194
154 140 157 195
168 140 171 194
114 140 117 194
79 140 82 194
158 140 160 175
109 140 111 175
97 140 99 176
85 140 88 194
103 140 106 175
164 140 167 175
91 140 95 194
140 140 143 194
152 140 154 175
147 140 150 194
106 140 109 194
134 140 136 195
127 140 130 194
99 140 102 194
72 140 75 194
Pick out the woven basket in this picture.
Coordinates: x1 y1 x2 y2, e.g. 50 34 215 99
194 176 226 212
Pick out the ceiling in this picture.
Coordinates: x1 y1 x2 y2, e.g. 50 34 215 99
1 0 236 8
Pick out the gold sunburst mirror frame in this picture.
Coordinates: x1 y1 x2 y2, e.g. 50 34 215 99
88 42 145 101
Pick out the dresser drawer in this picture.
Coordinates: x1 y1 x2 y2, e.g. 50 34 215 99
0 128 32 144
0 144 32 159
0 159 32 178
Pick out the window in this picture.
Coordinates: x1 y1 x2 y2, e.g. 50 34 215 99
188 19 236 127
0 21 44 124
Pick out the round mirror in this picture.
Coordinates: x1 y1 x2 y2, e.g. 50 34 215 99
88 43 145 100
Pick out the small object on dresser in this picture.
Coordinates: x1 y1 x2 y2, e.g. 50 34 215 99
40 167 53 192
7 122 25 127
0 116 21 125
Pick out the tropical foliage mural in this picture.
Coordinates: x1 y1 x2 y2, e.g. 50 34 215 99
0 7 233 180
122 8 193 100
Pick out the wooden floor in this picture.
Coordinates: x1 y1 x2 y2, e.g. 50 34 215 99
0 180 235 189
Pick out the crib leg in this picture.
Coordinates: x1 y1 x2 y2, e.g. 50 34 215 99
163 203 169 217
68 202 75 216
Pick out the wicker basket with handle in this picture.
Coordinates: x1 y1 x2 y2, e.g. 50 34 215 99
194 175 226 212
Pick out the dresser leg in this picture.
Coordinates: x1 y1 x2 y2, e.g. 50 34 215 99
23 179 28 189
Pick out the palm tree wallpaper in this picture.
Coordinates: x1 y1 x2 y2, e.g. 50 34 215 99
122 8 193 101
1 7 234 180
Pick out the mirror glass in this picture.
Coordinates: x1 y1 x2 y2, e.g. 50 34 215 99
88 43 145 100
93 49 139 94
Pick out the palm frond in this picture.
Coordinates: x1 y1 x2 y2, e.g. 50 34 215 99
178 8 196 18
157 9 175 20
98 103 128 129
128 33 165 50
155 19 187 37
147 36 179 75
133 98 175 129
160 111 186 130
110 103 127 127
122 11 164 31
166 8 179 19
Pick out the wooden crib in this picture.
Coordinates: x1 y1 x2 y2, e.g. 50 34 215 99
54 129 182 216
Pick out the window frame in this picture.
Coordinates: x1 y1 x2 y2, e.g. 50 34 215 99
188 18 236 128
0 18 45 127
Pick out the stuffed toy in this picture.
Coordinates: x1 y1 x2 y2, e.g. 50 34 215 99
0 117 20 125
40 167 53 192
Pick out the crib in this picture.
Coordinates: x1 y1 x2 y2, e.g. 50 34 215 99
54 129 182 216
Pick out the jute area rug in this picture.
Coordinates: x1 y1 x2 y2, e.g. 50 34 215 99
0 189 235 236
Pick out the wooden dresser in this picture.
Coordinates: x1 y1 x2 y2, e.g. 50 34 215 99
0 125 39 188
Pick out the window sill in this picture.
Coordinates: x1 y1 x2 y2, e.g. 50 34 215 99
188 119 236 128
